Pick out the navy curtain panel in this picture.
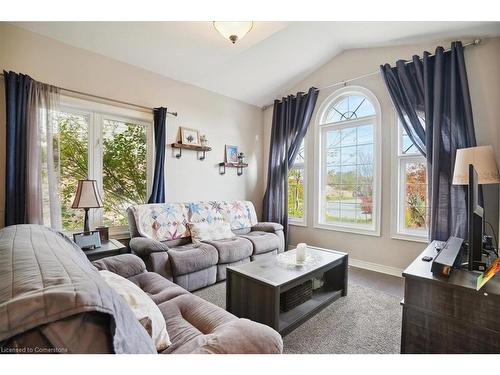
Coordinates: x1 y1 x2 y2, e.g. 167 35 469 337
380 41 478 241
148 107 167 204
263 87 319 243
3 70 33 226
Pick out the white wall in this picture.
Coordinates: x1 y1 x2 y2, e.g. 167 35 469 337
263 37 500 271
0 23 265 228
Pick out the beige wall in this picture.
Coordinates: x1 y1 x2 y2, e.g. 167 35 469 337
0 23 265 228
263 37 500 271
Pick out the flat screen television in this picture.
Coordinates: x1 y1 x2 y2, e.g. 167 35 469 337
467 164 484 271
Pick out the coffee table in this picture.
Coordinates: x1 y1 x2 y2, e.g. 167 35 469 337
226 246 348 335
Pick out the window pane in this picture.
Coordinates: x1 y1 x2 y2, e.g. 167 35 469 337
403 161 427 231
327 147 341 166
323 95 375 123
341 145 357 165
357 144 373 164
57 112 89 230
288 140 305 220
102 119 147 227
399 115 425 156
357 124 373 145
340 128 356 146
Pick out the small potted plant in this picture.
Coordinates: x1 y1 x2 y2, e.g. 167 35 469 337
237 152 245 164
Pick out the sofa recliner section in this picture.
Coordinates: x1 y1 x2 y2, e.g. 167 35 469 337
127 201 284 291
94 252 283 354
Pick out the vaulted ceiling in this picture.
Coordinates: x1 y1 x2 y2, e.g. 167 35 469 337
14 21 500 107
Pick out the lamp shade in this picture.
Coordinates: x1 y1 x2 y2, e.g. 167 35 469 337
71 179 103 208
213 21 253 44
452 145 500 185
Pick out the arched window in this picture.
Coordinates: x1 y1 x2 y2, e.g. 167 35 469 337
315 87 381 235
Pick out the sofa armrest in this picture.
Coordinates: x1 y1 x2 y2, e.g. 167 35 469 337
92 254 146 279
251 222 284 233
251 222 285 254
186 319 283 354
129 237 169 257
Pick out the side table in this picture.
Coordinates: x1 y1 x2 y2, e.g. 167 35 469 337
80 239 129 261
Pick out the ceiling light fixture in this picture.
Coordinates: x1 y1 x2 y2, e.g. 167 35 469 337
213 21 254 44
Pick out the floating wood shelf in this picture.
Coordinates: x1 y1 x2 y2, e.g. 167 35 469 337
219 162 248 176
170 143 212 160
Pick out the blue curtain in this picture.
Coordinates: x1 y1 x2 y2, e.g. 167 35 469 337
3 70 33 226
148 107 167 203
380 42 478 241
263 87 319 243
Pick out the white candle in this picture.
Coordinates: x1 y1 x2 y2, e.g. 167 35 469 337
296 243 307 263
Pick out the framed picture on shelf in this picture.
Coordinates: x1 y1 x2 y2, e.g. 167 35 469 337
225 145 239 163
180 127 200 146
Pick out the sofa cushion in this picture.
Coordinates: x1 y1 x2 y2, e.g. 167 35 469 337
220 201 258 230
238 231 280 255
129 203 190 241
168 243 218 276
204 237 253 264
127 271 188 305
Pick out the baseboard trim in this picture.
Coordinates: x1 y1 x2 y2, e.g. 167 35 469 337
287 244 403 278
348 258 403 278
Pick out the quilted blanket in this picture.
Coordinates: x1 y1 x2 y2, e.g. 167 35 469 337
0 225 155 353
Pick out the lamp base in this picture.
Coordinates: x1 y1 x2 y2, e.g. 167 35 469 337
83 208 90 233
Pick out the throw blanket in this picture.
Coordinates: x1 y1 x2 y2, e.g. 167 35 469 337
0 225 155 353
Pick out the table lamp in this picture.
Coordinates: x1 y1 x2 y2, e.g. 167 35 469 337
71 179 103 233
452 145 500 185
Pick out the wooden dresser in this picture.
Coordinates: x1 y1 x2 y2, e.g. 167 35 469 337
401 241 500 353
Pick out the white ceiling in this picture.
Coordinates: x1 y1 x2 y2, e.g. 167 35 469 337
14 21 500 107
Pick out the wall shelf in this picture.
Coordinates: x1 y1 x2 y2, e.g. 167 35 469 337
219 162 248 176
170 143 212 160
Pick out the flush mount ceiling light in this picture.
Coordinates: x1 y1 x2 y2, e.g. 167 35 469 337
213 21 254 44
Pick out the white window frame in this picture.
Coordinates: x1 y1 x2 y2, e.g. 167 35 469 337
289 134 308 227
390 112 428 242
313 86 381 236
59 96 155 236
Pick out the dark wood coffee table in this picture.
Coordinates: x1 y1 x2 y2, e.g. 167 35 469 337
226 246 348 335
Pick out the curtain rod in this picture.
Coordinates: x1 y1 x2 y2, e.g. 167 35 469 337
262 38 481 110
0 72 178 117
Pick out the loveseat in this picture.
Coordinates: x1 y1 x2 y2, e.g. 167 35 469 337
127 200 284 291
0 225 283 354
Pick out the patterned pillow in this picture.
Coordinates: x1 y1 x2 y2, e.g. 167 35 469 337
220 201 258 230
188 222 235 244
130 203 190 241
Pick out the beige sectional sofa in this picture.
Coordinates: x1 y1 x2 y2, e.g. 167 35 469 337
0 225 283 354
127 200 284 291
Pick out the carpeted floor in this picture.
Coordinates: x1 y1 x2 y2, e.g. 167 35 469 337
194 280 402 354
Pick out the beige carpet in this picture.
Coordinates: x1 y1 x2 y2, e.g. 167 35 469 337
194 281 402 354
